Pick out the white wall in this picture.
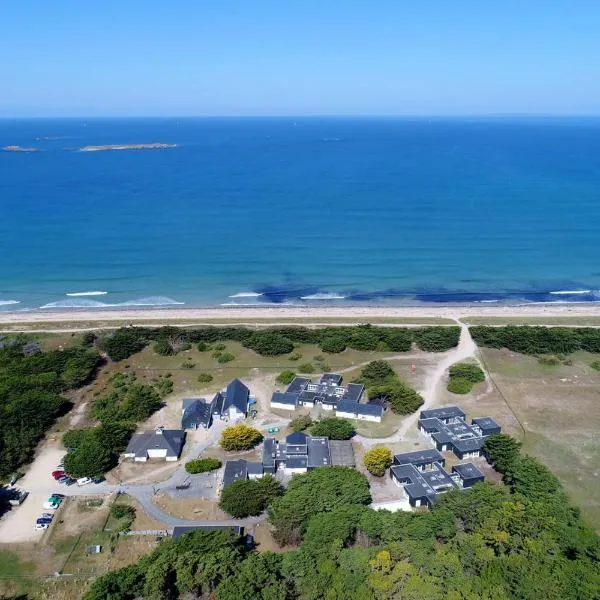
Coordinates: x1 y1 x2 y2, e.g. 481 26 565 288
371 499 412 513
271 402 296 411
147 449 167 459
335 410 381 423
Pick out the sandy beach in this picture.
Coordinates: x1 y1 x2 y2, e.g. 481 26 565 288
1 303 600 327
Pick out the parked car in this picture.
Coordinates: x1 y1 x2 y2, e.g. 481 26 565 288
63 477 75 486
7 489 28 506
40 513 54 519
43 501 59 510
50 493 65 500
267 427 279 433
51 471 65 480
244 534 255 549
92 476 105 484
77 477 92 486
36 518 52 525
35 523 49 530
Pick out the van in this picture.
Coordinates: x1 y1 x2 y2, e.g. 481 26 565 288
77 477 92 486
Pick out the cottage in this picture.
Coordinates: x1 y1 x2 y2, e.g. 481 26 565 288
452 463 485 488
213 379 250 421
181 398 213 429
393 448 445 471
123 427 185 462
335 399 383 422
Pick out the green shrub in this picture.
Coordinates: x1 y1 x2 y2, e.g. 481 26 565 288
289 351 302 361
197 342 208 352
290 415 313 432
590 361 600 371
448 362 485 383
311 417 355 440
276 370 296 385
360 360 395 384
110 504 135 520
213 343 227 351
153 339 175 356
103 328 148 361
197 373 214 383
243 332 294 356
447 377 472 394
320 336 347 353
181 360 195 369
298 363 315 374
214 351 235 364
185 457 222 474
413 327 461 352
538 355 560 366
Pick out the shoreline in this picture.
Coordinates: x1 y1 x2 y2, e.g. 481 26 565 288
1 303 600 326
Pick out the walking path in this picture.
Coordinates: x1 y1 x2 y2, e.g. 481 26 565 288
356 322 479 447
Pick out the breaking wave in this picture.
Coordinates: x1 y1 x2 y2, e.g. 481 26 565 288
299 293 347 300
66 290 108 297
228 292 264 298
0 300 21 306
40 296 184 309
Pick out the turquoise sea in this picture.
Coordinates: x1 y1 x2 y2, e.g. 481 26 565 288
1 117 600 310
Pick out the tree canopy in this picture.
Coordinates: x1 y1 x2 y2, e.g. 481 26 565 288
310 417 355 440
220 424 263 451
363 447 393 477
219 475 283 518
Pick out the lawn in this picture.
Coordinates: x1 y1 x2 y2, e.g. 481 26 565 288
479 348 600 530
464 316 600 326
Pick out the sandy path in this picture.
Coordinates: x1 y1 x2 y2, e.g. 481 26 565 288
2 303 600 327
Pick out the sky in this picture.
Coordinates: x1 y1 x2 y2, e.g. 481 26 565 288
1 1 599 117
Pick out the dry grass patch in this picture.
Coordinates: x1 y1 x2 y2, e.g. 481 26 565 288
152 496 227 521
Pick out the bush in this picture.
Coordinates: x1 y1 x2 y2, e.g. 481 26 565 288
311 417 354 440
153 339 175 356
591 361 600 371
197 372 214 383
360 360 395 384
103 328 147 361
276 369 296 385
369 379 423 414
298 363 315 374
197 342 208 352
538 355 560 366
185 457 221 474
447 377 472 394
363 447 393 477
220 424 263 451
110 504 135 520
288 351 302 361
219 474 283 518
320 336 347 353
448 362 485 383
214 351 235 364
483 433 521 473
413 327 460 352
181 360 195 369
243 332 294 356
290 414 313 432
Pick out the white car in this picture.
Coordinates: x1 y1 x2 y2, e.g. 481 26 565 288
35 523 49 530
77 477 92 486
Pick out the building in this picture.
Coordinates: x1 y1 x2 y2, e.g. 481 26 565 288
418 406 501 459
390 449 485 508
123 427 185 462
212 379 250 421
181 398 213 430
270 373 383 422
262 431 354 475
182 380 252 429
222 459 264 487
172 525 244 541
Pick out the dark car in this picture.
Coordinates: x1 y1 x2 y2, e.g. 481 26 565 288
36 518 52 524
50 493 66 500
63 478 75 486
244 534 255 550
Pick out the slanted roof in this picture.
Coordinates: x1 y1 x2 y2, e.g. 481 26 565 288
287 377 310 394
246 461 263 476
181 399 212 428
420 406 466 421
286 431 308 445
271 392 299 406
307 436 331 468
394 448 444 467
124 428 185 459
329 440 355 466
172 525 243 541
262 438 277 469
211 391 224 414
223 379 249 414
452 463 484 481
223 459 248 487
336 399 383 418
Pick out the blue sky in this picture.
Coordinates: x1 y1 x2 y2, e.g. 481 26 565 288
1 1 599 116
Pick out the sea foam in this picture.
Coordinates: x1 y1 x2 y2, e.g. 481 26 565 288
66 291 108 297
0 300 21 306
228 292 264 298
300 293 346 300
40 296 184 309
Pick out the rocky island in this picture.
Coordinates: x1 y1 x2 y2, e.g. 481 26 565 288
2 145 40 152
78 143 177 152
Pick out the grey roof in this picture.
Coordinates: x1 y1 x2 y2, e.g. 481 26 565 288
223 379 249 414
172 525 243 541
212 391 224 414
285 456 308 469
394 448 444 467
262 438 277 469
472 417 501 431
452 436 485 453
181 399 212 429
320 373 343 385
124 428 185 459
286 431 308 445
271 392 300 406
391 463 458 505
307 436 331 468
246 461 264 476
329 440 355 466
223 460 248 487
420 406 466 421
452 463 485 481
336 399 383 418
287 377 310 393
344 383 364 402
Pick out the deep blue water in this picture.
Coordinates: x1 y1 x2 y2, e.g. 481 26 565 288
1 117 600 310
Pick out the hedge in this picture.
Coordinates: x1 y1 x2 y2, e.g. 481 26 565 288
185 458 222 474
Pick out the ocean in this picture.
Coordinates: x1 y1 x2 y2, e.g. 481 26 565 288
1 116 600 311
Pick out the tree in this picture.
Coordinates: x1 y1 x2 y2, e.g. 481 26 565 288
269 467 371 545
220 424 263 451
290 414 313 432
276 369 296 385
63 436 112 478
153 339 175 356
483 434 521 473
311 417 355 440
364 447 393 477
368 379 423 415
320 336 347 353
102 328 147 361
413 327 461 352
219 474 283 518
448 362 485 383
244 332 294 356
185 457 221 474
361 360 395 384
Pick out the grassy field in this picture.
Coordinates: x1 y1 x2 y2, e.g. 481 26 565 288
464 316 600 326
478 348 600 530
